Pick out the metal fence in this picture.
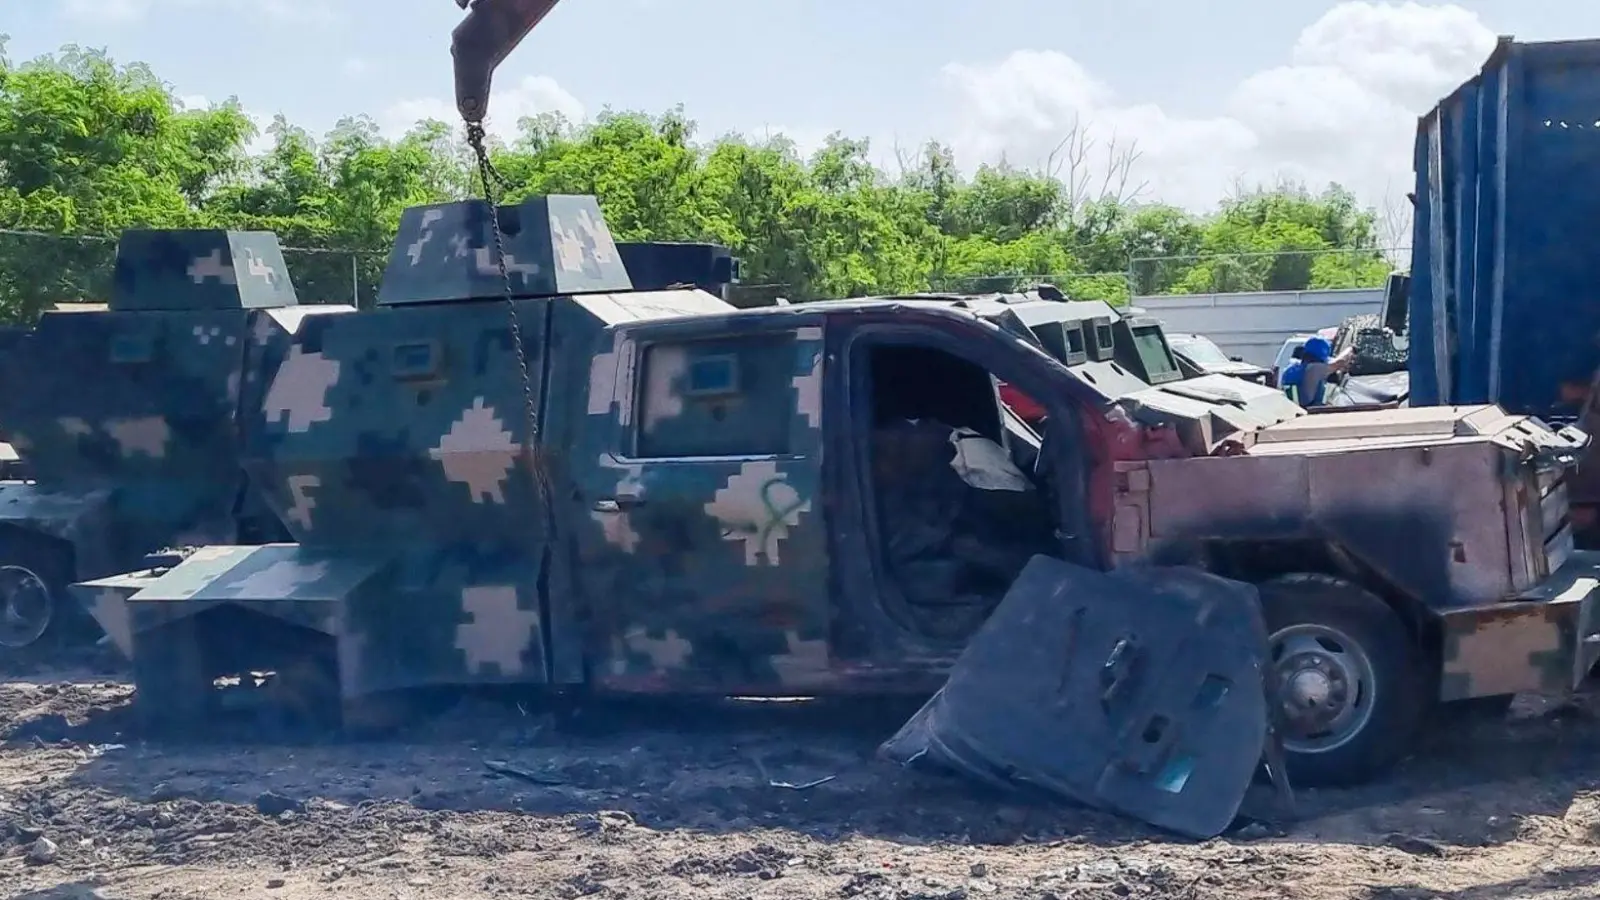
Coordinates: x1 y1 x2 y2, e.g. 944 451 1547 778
729 249 1406 310
727 271 1137 308
0 229 383 315
0 228 1413 319
927 270 1133 302
1128 247 1408 297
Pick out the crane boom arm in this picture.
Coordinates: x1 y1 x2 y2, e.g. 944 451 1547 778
451 0 564 124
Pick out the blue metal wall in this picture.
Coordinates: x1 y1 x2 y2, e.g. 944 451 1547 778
1411 37 1600 416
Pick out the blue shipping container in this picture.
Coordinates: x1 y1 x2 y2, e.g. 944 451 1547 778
1410 36 1600 417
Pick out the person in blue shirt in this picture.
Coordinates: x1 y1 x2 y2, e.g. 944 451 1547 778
1281 336 1352 408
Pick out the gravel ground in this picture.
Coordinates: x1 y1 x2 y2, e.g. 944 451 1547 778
4 650 1600 900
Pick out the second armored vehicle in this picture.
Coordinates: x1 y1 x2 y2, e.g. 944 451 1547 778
0 231 309 653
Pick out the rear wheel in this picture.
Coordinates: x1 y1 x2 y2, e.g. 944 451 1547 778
0 534 72 653
1257 574 1424 787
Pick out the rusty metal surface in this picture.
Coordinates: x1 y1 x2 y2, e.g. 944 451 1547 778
1438 550 1600 700
1136 433 1519 607
1248 405 1494 448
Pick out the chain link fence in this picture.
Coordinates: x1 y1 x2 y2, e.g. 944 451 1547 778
927 271 1133 304
727 271 1136 308
1128 247 1408 297
727 250 1407 310
0 229 1413 322
0 229 383 323
278 246 386 307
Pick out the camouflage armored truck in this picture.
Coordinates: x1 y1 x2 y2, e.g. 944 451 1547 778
0 230 306 652
76 194 1600 794
0 228 741 658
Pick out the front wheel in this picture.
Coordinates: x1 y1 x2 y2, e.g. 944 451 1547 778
1257 574 1424 787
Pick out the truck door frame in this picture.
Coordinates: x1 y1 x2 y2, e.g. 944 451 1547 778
568 313 833 694
823 310 1100 675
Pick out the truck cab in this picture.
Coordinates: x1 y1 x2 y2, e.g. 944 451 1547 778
543 274 1600 788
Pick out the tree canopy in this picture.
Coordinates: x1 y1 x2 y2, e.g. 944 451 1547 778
0 40 1397 323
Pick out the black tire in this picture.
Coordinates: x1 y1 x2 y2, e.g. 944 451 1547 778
1257 573 1424 787
131 617 213 735
0 531 74 654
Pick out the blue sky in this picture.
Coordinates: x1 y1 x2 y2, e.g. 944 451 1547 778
6 0 1600 219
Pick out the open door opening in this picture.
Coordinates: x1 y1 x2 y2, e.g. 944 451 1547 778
860 343 1060 642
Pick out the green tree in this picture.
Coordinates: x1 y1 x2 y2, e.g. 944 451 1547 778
1161 182 1391 295
0 41 255 320
0 40 1401 323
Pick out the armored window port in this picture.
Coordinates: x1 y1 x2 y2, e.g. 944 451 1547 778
1082 317 1116 363
390 340 444 381
684 353 740 397
630 334 795 459
1062 324 1088 366
1031 322 1068 365
1095 324 1116 355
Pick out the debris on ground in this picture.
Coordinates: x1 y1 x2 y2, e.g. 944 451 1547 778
25 837 58 865
5 673 1600 899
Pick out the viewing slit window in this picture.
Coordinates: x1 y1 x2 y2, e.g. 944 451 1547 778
1131 325 1180 382
635 333 796 458
390 340 441 380
1095 323 1115 351
1066 326 1085 356
684 354 738 396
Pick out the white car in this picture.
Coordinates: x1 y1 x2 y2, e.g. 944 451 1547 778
1167 333 1271 384
1269 327 1338 388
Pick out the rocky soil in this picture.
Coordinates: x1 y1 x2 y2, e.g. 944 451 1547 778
4 651 1600 900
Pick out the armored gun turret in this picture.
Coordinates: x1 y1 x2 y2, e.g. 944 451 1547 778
0 230 313 653
616 242 740 301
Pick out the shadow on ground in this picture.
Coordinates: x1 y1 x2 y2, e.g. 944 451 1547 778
8 880 110 900
1361 863 1600 899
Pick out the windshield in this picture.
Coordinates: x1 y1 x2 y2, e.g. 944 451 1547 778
1170 336 1232 366
1275 336 1310 370
1131 325 1180 381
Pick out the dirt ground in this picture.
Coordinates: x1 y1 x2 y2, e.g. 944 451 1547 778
4 647 1600 900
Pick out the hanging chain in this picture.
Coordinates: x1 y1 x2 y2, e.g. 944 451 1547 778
466 121 549 503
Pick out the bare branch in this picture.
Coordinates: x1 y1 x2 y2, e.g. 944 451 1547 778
890 137 915 181
1041 118 1081 182
1376 180 1414 264
1039 116 1151 225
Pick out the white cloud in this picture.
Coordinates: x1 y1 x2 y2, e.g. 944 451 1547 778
940 1 1498 214
381 97 457 136
380 75 586 142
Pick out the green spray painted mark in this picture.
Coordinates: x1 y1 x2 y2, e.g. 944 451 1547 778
756 475 808 565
